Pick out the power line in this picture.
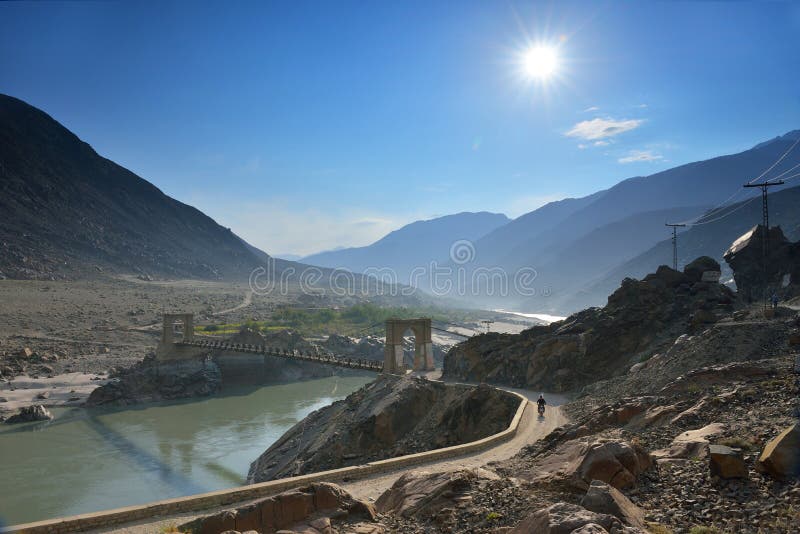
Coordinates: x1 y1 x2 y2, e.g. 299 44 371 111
672 137 799 227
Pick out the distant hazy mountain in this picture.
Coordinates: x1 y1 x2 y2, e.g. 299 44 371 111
0 94 267 280
301 212 509 283
442 130 800 313
559 185 800 312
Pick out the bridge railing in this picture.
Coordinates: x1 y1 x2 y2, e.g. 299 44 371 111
176 339 383 372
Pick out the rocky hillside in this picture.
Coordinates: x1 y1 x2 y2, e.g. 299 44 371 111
563 186 800 312
0 94 265 280
444 256 735 392
247 375 519 483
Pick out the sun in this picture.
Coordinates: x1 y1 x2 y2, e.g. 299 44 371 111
521 45 559 80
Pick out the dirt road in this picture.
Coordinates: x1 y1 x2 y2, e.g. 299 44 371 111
341 398 566 501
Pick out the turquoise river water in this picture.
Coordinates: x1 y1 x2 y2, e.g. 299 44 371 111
0 376 372 526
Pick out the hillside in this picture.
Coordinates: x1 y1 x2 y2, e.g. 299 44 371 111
301 211 509 283
445 132 800 313
0 94 264 280
561 185 800 311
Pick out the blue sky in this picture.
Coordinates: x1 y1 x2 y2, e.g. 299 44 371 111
2 1 800 256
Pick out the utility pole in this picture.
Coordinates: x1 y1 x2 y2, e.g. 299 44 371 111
743 180 785 310
665 223 686 270
481 320 494 334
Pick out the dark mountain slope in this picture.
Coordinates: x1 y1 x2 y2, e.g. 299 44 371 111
0 94 262 280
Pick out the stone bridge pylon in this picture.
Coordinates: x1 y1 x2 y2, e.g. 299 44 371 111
383 318 434 374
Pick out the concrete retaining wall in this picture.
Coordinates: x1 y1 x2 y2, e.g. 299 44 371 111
2 389 528 534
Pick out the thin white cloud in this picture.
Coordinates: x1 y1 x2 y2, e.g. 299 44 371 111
593 140 610 147
618 150 663 164
583 106 600 112
566 117 643 140
636 103 648 108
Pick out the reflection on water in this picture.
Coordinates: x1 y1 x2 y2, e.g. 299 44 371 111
0 376 372 525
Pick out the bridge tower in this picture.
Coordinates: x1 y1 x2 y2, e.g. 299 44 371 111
156 313 203 360
383 318 434 374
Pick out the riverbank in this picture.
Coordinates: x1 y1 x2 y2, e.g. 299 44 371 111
0 372 106 414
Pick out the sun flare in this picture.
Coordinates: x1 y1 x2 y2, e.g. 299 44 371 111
521 45 559 80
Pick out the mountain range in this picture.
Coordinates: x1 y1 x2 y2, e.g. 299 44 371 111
2 93 798 316
302 131 800 313
301 212 509 283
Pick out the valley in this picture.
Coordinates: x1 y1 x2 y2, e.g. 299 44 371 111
2 6 800 532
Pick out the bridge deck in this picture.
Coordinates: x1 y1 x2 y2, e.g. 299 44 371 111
176 339 383 372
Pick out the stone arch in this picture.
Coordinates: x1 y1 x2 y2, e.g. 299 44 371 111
383 318 434 374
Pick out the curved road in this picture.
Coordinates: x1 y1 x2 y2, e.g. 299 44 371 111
341 391 567 501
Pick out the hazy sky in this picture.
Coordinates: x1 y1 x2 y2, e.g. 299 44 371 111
2 1 800 256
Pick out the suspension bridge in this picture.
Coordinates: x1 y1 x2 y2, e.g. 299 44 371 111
156 313 471 375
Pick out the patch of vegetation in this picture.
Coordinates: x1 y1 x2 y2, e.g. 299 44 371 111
718 435 760 451
486 511 502 521
689 526 722 534
646 523 674 534
194 303 481 338
158 524 184 534
686 383 702 394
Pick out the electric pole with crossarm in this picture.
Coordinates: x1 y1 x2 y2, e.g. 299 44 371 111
743 180 785 310
665 223 687 270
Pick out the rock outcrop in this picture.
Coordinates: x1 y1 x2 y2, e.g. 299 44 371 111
444 258 734 391
757 423 800 479
4 404 53 424
376 469 497 519
708 444 748 479
510 502 645 534
524 437 653 491
247 376 519 483
86 355 221 406
724 224 800 301
179 482 376 534
579 480 646 530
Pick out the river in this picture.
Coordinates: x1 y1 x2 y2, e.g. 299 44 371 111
0 376 372 526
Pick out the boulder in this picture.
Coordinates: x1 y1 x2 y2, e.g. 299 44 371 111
18 347 34 358
181 482 376 534
724 225 800 301
575 440 652 490
509 503 644 534
579 480 646 529
570 524 611 534
375 469 495 518
4 404 53 424
708 444 748 479
528 438 652 491
683 256 721 283
756 423 800 479
653 423 725 461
